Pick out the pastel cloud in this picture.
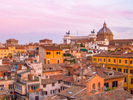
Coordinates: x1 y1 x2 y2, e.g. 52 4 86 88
0 0 133 44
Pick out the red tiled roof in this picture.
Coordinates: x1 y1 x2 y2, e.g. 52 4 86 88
51 74 65 81
83 89 132 100
63 77 73 82
41 46 62 50
0 47 8 49
58 85 86 98
41 79 56 84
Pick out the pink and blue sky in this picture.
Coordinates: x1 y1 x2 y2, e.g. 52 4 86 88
0 0 133 44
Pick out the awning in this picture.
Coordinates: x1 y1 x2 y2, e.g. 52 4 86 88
28 83 40 86
80 49 87 51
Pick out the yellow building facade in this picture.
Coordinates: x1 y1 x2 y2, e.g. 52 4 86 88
39 46 64 64
0 47 25 58
92 52 133 94
45 49 63 64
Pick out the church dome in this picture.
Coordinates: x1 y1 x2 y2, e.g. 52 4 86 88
97 22 113 35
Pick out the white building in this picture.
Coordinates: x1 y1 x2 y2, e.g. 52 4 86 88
63 30 96 44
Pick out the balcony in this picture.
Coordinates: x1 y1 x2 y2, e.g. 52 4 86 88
28 77 39 82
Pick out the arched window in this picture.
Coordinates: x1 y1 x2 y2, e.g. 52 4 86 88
98 82 100 90
92 83 95 89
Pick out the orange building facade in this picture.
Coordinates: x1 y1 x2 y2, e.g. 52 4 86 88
39 46 63 64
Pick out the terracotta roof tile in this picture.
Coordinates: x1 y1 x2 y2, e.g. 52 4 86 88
83 89 133 100
43 64 64 72
41 46 62 50
0 65 11 71
41 79 56 84
51 74 65 81
58 85 86 98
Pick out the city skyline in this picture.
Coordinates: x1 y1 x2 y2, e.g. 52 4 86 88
0 0 133 44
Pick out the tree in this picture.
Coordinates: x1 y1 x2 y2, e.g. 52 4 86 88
73 59 76 63
8 53 12 59
36 47 39 50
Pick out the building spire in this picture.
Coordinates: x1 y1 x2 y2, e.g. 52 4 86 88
103 21 107 27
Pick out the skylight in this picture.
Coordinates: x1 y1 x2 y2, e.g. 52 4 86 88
68 92 72 94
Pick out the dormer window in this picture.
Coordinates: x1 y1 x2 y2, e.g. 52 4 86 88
109 73 112 75
108 72 114 76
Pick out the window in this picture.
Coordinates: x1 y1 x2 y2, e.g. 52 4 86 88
43 91 47 95
104 58 106 62
94 58 96 61
50 90 52 94
9 84 13 90
114 59 116 63
113 68 116 70
45 75 48 78
108 59 110 63
53 90 55 94
130 70 133 75
112 81 118 87
130 89 133 95
56 52 60 55
118 68 122 72
104 83 109 88
119 59 121 64
46 52 50 55
61 86 64 91
107 67 111 69
50 90 54 94
58 80 61 84
47 60 50 64
52 83 55 87
92 83 95 89
125 60 127 64
98 58 101 62
131 78 133 84
124 69 128 73
71 50 73 53
57 59 60 64
124 87 127 91
130 60 133 64
31 86 36 90
98 82 100 90
43 84 46 88
124 77 127 83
